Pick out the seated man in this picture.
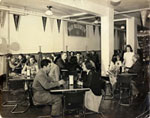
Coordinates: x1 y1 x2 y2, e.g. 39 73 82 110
127 54 142 97
56 52 68 70
32 59 65 117
56 52 69 80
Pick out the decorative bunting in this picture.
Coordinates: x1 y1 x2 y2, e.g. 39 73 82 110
49 18 54 32
0 11 6 28
57 19 61 33
13 14 20 31
93 25 96 34
42 16 47 32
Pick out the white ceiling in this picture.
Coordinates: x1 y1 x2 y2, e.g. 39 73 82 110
0 0 150 28
1 0 149 15
0 0 82 16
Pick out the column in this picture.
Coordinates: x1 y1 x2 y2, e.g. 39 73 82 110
101 8 114 76
126 17 137 53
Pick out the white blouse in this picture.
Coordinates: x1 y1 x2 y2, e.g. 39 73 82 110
123 52 134 68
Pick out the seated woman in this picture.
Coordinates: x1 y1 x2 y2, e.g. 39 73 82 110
108 55 122 93
22 55 39 76
107 55 117 88
9 56 22 75
81 60 105 112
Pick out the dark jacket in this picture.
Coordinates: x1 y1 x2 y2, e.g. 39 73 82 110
128 60 143 83
56 58 68 70
83 70 105 96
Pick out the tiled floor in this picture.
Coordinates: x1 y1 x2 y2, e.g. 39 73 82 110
0 89 147 118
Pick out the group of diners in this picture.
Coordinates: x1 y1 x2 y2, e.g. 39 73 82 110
7 51 100 77
107 44 144 99
7 46 146 117
7 51 104 117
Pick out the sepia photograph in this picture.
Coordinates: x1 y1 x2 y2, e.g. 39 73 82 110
0 0 150 118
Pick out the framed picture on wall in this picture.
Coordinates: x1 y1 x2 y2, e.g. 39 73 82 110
67 22 86 37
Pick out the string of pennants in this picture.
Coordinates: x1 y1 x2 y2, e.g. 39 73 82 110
13 14 62 33
0 12 100 35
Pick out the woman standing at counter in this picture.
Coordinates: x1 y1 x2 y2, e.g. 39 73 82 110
123 45 134 71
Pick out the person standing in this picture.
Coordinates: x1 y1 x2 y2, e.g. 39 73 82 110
32 59 65 117
123 45 134 71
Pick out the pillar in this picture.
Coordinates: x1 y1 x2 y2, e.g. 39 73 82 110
126 17 137 53
101 8 114 76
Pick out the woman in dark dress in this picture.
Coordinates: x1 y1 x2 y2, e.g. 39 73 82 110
81 60 105 112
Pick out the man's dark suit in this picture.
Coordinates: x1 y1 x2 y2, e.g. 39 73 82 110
128 60 142 83
56 58 68 70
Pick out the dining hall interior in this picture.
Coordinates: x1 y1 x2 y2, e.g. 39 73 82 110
0 0 150 118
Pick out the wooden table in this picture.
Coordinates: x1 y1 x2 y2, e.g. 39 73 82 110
50 84 90 118
4 74 34 114
50 84 90 93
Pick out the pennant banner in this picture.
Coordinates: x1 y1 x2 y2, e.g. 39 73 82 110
13 14 20 31
49 18 54 32
0 11 6 28
57 19 61 33
42 16 47 32
93 25 96 34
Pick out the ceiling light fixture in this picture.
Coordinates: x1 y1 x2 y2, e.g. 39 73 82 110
110 0 121 6
121 25 125 29
45 6 53 16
